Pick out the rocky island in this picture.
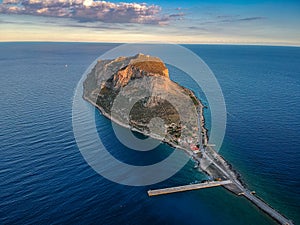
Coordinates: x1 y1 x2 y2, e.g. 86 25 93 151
83 53 206 150
83 53 294 225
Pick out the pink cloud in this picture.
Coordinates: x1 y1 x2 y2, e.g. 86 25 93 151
0 0 169 24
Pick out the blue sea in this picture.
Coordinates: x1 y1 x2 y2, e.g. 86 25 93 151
0 43 299 225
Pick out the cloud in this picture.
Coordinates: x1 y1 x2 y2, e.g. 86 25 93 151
169 13 185 18
0 0 169 24
236 17 265 22
219 16 266 23
198 16 266 26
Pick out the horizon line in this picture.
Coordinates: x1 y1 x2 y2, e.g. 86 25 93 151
1 40 299 48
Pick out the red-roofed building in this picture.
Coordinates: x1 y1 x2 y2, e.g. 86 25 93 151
190 144 199 152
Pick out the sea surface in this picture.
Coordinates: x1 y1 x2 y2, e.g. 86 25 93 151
0 42 299 225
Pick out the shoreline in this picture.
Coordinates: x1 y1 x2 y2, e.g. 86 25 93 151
83 93 243 186
83 93 294 225
83 94 195 154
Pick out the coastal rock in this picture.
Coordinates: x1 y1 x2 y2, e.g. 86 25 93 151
83 53 202 148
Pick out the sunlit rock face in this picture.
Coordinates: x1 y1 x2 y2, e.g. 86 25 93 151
83 53 200 148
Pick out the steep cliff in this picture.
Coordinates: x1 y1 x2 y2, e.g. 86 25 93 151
83 53 202 148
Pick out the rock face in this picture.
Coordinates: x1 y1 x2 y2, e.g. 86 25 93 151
113 57 169 89
83 53 201 149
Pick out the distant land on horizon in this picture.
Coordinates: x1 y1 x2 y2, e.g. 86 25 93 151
0 41 299 47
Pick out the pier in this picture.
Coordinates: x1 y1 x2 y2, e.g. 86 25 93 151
147 105 294 225
148 180 232 196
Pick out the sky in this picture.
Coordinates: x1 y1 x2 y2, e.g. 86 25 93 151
0 0 299 45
